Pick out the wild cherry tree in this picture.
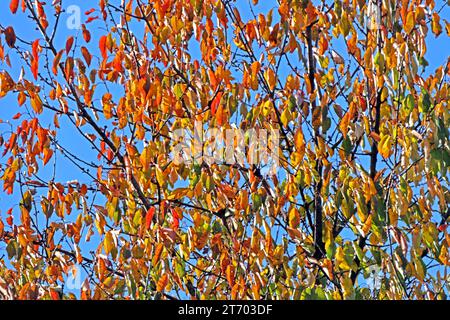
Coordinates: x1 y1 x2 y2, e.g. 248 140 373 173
0 0 449 300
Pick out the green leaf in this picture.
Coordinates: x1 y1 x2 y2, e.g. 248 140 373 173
419 90 431 113
403 94 415 112
6 240 17 259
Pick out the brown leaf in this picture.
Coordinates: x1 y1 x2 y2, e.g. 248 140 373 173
4 26 16 48
81 46 91 66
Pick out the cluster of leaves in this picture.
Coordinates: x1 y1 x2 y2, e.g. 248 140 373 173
0 0 449 300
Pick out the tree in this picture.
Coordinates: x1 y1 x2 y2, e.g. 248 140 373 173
0 0 449 300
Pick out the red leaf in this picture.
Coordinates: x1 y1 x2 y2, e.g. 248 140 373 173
145 207 155 230
86 16 99 24
85 8 96 15
49 289 60 300
12 112 21 119
171 208 180 230
10 0 19 14
99 35 107 59
31 39 40 80
65 36 74 55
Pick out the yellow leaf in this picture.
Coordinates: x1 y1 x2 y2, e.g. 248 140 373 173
30 93 43 114
103 231 115 255
262 100 272 117
288 207 300 228
378 134 392 159
363 178 377 203
294 129 305 155
439 244 449 266
404 11 415 34
339 112 350 137
341 277 354 299
280 107 291 127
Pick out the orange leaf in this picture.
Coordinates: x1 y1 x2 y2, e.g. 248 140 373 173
210 91 223 116
156 274 169 292
215 103 225 126
152 243 164 266
52 50 63 76
10 0 19 14
43 148 53 165
226 265 235 287
17 92 26 106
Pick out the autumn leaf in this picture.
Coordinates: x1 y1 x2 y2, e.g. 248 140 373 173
152 243 164 267
4 26 16 48
65 36 74 54
81 46 92 66
103 231 116 256
82 24 91 43
432 13 442 37
210 91 223 116
10 0 19 14
404 11 415 34
288 207 300 228
52 50 63 76
99 35 107 59
265 68 276 91
31 39 40 80
378 134 392 159
156 274 169 292
42 148 53 165
145 207 155 230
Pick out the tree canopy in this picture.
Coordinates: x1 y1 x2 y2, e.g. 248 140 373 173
0 0 449 300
